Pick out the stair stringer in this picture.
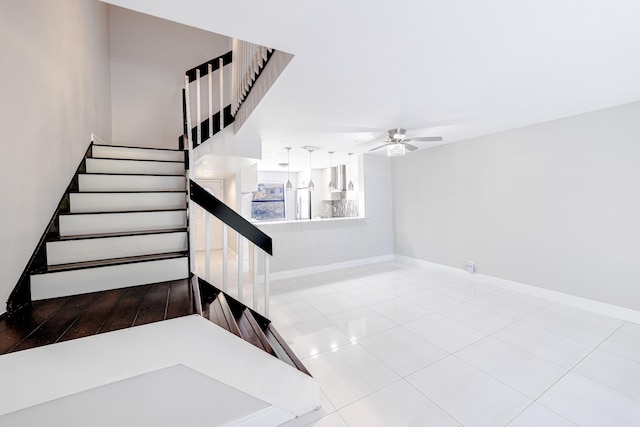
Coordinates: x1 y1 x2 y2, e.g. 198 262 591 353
0 315 320 420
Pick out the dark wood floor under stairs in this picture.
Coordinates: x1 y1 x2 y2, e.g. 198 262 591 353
0 279 193 355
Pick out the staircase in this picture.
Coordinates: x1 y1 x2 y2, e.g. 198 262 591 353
199 277 310 376
5 143 309 373
30 144 190 301
0 42 319 423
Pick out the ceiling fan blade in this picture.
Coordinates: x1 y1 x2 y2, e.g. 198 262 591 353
403 143 419 151
369 143 391 152
405 136 443 143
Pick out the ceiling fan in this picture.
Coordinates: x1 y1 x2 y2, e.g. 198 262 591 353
369 128 443 157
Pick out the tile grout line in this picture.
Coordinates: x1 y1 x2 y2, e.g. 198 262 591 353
278 260 637 425
502 321 628 426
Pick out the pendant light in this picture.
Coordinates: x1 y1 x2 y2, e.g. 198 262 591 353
328 151 335 191
285 147 293 191
307 148 315 190
347 153 355 191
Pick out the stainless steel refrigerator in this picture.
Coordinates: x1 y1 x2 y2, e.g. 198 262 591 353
296 189 311 220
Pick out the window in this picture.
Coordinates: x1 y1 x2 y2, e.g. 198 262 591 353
251 183 285 220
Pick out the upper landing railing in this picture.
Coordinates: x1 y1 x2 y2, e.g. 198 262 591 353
179 42 274 150
231 40 274 116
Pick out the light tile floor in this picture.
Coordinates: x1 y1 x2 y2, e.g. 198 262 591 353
273 261 640 427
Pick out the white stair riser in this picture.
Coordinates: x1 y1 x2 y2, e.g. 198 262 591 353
78 174 185 192
46 232 188 266
59 211 187 236
70 192 186 213
31 257 189 300
86 158 184 175
92 145 184 162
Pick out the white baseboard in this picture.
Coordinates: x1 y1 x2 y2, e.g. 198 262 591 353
269 254 395 281
394 255 640 324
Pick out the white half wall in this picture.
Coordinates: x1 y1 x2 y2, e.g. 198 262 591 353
109 6 231 149
0 0 112 310
392 101 640 311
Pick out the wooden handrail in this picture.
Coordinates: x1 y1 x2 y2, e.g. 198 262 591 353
185 51 232 83
189 180 273 256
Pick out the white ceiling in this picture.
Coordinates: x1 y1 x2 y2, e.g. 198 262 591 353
105 0 640 172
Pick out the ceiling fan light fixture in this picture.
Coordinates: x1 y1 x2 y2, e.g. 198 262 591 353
388 128 406 141
387 143 406 157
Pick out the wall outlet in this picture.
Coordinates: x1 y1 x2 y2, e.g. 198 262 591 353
466 261 475 274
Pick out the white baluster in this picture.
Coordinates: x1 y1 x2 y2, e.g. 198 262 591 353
253 244 258 310
208 63 213 138
204 210 211 282
184 75 195 274
219 57 224 130
196 69 201 145
264 255 270 318
185 75 192 157
223 224 228 292
237 234 243 303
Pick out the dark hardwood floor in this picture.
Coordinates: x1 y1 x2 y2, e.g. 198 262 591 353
0 279 193 355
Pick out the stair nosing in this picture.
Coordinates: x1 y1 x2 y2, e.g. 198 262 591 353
34 252 188 274
92 143 184 153
59 208 188 216
70 190 187 195
79 172 187 178
82 172 185 177
51 228 188 242
87 157 185 165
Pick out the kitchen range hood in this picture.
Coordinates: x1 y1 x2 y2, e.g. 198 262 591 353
331 165 348 192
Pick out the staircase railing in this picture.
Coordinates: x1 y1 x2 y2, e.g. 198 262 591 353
190 181 272 315
182 49 274 316
179 51 234 150
231 39 274 116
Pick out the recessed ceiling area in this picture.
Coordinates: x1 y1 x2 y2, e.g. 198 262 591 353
104 0 640 172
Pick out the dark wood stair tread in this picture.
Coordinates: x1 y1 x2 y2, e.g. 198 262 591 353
265 324 311 376
88 157 185 164
79 172 187 178
92 143 184 153
195 277 311 376
208 293 241 338
235 308 276 356
37 252 187 274
54 227 187 242
69 190 187 195
59 208 187 216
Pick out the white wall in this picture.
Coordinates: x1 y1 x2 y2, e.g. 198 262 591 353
258 154 394 273
109 6 230 149
392 101 640 311
0 0 112 310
